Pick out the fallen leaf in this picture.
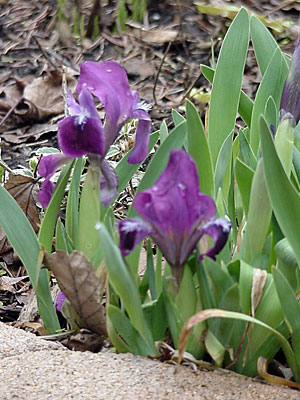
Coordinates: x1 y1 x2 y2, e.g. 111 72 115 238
257 357 300 390
132 27 178 45
61 329 104 352
14 67 77 121
122 59 155 80
43 250 107 337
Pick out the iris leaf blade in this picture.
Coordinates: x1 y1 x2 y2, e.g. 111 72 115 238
208 8 250 165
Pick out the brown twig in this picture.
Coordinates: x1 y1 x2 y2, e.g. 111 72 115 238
265 0 297 16
153 41 172 106
32 35 57 68
178 71 203 106
0 96 24 128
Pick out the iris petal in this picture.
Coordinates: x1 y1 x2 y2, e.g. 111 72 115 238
100 160 119 206
77 61 135 141
128 117 151 164
119 217 152 256
280 39 300 125
58 116 105 158
199 218 232 261
120 150 231 278
38 153 70 178
38 178 55 209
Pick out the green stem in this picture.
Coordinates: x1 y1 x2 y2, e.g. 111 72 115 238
78 160 101 263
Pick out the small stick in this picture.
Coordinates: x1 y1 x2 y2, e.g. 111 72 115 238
0 159 15 175
0 96 24 128
153 41 172 106
178 71 202 105
32 35 57 69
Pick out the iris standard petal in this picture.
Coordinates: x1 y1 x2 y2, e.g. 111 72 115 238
280 39 300 125
99 160 119 206
134 150 215 236
199 218 232 261
66 91 81 115
128 115 151 164
77 84 100 121
119 217 152 256
58 115 105 158
77 61 135 133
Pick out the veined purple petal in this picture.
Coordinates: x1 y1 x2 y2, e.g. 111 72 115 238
100 160 118 206
119 217 152 256
199 218 232 261
38 178 55 209
134 150 216 237
77 61 135 134
56 291 66 312
119 149 232 283
67 91 81 115
58 115 105 158
128 118 151 164
280 39 300 125
38 153 70 178
77 84 100 121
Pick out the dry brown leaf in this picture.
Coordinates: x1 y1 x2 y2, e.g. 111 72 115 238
257 356 300 390
251 268 267 316
132 28 178 45
61 329 104 352
0 174 40 262
122 59 155 80
43 250 107 337
14 67 77 121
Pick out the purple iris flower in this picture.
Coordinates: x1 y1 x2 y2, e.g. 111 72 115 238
280 38 300 126
38 61 151 208
56 291 67 312
119 150 232 283
76 61 151 164
38 153 71 208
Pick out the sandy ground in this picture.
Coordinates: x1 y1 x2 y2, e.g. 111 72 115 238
0 322 299 400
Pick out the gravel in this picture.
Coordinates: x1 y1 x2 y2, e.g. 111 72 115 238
0 322 299 399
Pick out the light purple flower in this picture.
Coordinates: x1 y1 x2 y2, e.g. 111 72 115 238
119 150 232 282
280 39 300 126
38 61 151 208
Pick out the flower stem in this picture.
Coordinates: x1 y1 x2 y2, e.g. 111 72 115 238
78 161 101 265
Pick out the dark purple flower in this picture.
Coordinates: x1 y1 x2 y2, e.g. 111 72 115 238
58 84 105 158
119 150 232 283
76 61 151 164
39 61 151 208
280 38 300 126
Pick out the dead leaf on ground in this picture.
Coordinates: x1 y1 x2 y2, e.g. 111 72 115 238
61 329 104 352
122 59 155 80
132 27 178 45
43 250 107 338
0 67 77 131
14 67 77 121
0 173 40 263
